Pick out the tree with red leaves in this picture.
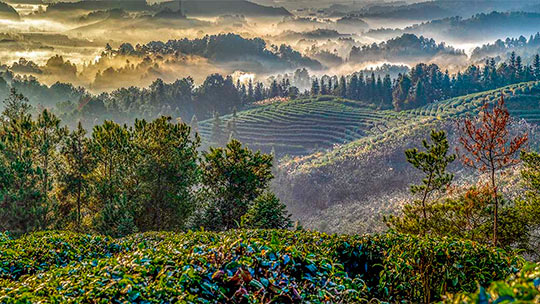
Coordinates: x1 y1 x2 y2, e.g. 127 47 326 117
457 94 528 246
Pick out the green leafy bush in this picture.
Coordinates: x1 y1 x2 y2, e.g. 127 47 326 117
0 231 522 303
0 231 125 280
447 263 540 303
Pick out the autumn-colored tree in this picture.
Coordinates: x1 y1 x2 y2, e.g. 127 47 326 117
457 94 528 246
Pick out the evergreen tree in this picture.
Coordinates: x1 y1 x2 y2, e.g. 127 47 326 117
243 192 292 229
34 109 65 218
194 139 273 230
226 109 238 141
534 54 540 80
0 89 45 235
270 80 280 98
57 122 95 229
348 74 359 100
131 116 200 231
382 74 393 108
247 79 254 103
97 194 137 237
392 74 412 111
254 82 264 101
311 78 320 95
90 120 135 234
190 114 198 136
210 111 225 146
386 130 456 235
338 76 347 98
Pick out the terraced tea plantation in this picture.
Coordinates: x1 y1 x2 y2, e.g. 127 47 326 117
0 230 534 303
199 81 540 157
198 96 405 155
282 81 540 171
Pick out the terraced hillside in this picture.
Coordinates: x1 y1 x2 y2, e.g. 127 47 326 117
289 81 540 171
267 81 540 234
198 97 406 155
200 81 540 156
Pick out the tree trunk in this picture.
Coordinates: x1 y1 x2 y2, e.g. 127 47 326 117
77 176 81 228
420 172 434 235
491 168 498 246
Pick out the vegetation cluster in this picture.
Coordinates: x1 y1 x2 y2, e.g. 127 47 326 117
0 230 524 303
0 89 291 237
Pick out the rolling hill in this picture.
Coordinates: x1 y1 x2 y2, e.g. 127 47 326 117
199 81 540 234
46 0 291 17
199 81 540 158
199 97 401 156
278 81 540 234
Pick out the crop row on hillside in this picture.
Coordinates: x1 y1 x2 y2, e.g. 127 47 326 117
198 97 401 155
199 81 540 159
284 81 540 172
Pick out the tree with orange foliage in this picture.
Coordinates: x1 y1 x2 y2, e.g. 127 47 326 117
457 94 528 246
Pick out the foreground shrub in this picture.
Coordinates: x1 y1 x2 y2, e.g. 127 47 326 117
0 231 126 280
446 263 540 303
0 230 522 303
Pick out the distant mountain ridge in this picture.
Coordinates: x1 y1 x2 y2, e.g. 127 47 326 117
46 0 291 17
368 11 540 44
159 0 291 17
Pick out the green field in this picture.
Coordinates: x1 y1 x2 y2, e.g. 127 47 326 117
200 82 540 157
1 230 534 303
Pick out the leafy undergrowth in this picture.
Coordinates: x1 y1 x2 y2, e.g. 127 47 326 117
447 263 540 303
0 230 524 303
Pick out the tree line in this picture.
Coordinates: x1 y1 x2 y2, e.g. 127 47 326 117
0 89 291 237
309 51 540 111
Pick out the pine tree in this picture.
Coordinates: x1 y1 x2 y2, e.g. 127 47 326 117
247 79 254 103
386 130 456 235
533 54 540 80
34 109 65 216
516 56 523 81
0 89 45 235
190 114 199 136
226 110 238 141
270 80 280 98
57 122 94 228
320 78 327 95
90 120 134 233
131 116 200 231
311 78 320 95
348 74 359 99
243 192 292 229
210 111 225 146
382 74 393 108
195 139 273 230
254 82 264 101
338 76 347 98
